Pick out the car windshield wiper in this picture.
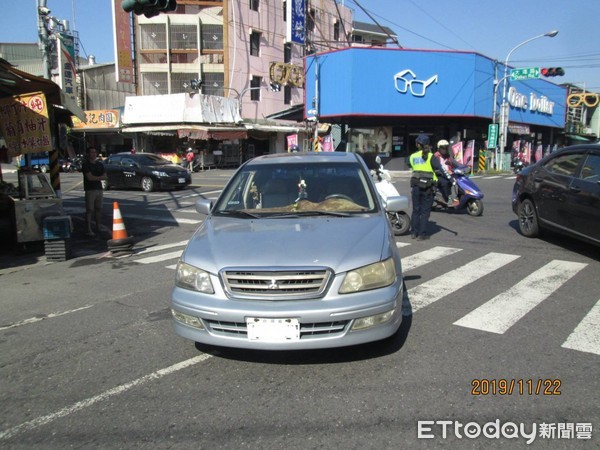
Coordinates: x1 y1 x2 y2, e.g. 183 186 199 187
214 210 262 219
266 210 353 218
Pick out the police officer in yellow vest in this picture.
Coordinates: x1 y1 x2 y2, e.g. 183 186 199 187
408 134 447 240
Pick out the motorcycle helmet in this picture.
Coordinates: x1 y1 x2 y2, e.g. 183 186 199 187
416 134 430 145
437 139 449 148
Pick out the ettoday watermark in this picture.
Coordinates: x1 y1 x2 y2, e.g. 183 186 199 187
417 420 593 445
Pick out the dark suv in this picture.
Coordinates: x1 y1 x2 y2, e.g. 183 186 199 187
512 144 600 246
102 152 191 192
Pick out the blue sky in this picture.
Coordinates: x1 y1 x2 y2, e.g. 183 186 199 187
1 0 599 91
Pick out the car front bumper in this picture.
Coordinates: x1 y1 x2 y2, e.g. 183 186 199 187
170 278 404 350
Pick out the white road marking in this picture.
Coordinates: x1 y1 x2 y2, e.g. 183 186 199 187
0 354 213 442
408 252 520 313
396 242 411 248
562 298 600 355
63 207 201 224
401 246 462 272
454 260 587 334
133 241 188 255
134 250 184 264
0 305 94 331
124 214 201 224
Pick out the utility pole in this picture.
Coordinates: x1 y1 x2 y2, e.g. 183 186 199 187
37 0 52 79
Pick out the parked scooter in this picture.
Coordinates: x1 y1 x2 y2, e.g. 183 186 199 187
433 165 484 216
372 157 411 235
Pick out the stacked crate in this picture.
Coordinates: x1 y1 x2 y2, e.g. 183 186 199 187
43 216 72 262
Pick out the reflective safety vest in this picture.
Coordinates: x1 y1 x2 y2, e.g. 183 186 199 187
409 151 438 182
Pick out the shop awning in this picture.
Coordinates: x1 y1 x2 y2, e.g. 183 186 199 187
121 124 248 140
566 134 593 142
245 124 301 133
265 104 304 121
0 57 86 122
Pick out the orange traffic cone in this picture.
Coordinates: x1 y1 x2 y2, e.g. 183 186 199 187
107 201 134 254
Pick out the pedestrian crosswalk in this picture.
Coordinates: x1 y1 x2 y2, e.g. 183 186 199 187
126 240 599 356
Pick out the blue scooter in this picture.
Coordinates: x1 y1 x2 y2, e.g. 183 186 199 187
433 165 484 216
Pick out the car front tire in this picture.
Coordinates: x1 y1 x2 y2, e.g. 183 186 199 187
517 198 539 237
141 176 155 192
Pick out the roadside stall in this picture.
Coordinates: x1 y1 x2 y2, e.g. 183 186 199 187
0 58 86 255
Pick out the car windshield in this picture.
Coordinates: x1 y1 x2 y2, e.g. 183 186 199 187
213 160 379 216
138 154 171 166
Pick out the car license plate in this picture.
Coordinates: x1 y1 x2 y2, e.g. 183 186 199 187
178 178 185 183
246 318 300 342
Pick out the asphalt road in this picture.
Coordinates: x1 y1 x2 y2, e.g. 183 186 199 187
0 169 598 449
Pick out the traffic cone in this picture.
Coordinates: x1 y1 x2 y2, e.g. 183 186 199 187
107 201 134 255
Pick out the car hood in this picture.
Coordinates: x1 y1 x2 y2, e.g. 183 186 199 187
147 163 187 173
182 215 390 274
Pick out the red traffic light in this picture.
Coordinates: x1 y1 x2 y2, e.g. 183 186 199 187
541 67 565 77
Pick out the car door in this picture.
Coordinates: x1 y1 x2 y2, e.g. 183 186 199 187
565 150 600 243
534 151 584 229
104 156 124 188
120 156 140 188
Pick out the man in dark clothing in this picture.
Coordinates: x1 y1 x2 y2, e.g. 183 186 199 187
408 134 448 240
82 146 107 237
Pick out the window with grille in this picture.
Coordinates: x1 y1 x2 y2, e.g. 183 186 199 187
170 25 198 50
307 9 315 32
283 1 286 21
140 24 167 50
141 73 168 95
334 21 340 41
171 73 199 94
250 0 259 11
201 24 224 51
250 31 261 56
201 72 226 96
250 76 261 101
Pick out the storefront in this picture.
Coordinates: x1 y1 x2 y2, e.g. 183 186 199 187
120 93 302 167
304 47 567 170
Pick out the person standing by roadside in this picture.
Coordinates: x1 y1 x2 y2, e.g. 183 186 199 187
408 134 446 240
185 148 195 172
82 146 107 237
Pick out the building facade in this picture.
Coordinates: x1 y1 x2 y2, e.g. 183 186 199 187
305 47 573 170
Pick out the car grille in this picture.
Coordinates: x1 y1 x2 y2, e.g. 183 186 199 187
205 319 349 339
221 268 332 300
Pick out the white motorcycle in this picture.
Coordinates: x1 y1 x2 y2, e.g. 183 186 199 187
372 157 411 236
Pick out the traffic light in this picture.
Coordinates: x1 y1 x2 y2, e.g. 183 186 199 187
121 0 177 18
541 67 565 77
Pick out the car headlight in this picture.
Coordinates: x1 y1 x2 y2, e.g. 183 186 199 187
175 261 214 293
152 170 168 177
339 258 396 294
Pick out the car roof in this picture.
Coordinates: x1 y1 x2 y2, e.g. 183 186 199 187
558 143 600 152
245 151 363 166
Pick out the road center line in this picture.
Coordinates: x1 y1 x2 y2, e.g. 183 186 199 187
0 354 213 442
0 305 94 331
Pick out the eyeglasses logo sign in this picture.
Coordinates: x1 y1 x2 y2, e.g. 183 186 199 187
567 93 600 108
394 69 438 97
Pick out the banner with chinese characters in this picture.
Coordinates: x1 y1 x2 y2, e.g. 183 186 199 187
112 0 133 83
57 34 78 107
286 134 298 151
0 91 52 154
71 110 120 129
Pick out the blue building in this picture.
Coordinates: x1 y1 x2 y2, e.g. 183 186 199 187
304 47 567 169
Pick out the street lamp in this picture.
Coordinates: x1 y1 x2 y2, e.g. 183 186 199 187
498 30 558 170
